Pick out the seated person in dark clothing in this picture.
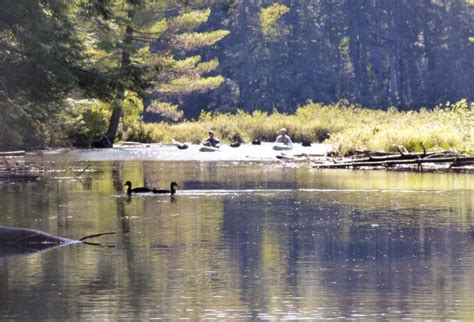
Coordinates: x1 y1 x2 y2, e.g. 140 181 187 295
202 130 221 147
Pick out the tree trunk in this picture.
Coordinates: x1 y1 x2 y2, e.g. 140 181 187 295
93 14 134 148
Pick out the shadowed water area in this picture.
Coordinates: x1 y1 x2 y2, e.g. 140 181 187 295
0 148 473 320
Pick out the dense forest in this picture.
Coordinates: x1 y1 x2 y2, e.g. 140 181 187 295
0 0 473 149
176 0 474 116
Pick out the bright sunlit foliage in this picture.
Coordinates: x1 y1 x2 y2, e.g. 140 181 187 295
260 3 289 38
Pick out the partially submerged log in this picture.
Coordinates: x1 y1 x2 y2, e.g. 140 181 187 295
346 149 399 157
276 152 329 164
1 159 95 181
347 146 458 161
121 141 145 146
0 225 115 258
0 174 40 181
0 226 74 247
312 146 474 171
314 156 474 169
0 150 25 157
1 158 46 180
0 226 77 257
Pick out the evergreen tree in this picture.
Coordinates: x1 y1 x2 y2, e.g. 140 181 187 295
84 0 229 147
0 0 87 149
190 0 473 113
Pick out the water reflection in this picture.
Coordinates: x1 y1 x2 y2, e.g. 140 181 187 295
219 191 474 319
0 160 473 319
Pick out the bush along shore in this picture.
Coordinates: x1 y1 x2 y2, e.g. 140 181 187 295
1 100 472 176
2 99 472 157
116 100 473 157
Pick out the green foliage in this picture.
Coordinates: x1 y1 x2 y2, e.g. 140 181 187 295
146 100 184 122
123 100 473 156
0 0 229 149
0 100 62 150
63 99 112 148
2 0 472 152
122 120 168 143
172 30 230 50
170 9 211 31
157 55 219 76
210 0 474 113
158 75 224 93
325 100 473 155
0 0 85 103
260 3 290 38
86 1 229 146
146 19 169 35
122 90 144 128
195 59 220 74
164 55 202 72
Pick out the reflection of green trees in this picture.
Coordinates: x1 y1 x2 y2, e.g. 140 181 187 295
244 193 474 318
0 161 473 319
295 169 474 225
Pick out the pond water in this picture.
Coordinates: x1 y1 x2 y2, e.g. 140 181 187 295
0 148 473 320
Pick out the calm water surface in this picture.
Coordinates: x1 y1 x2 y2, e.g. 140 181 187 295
0 149 473 320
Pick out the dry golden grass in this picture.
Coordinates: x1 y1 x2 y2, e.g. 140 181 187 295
123 100 473 156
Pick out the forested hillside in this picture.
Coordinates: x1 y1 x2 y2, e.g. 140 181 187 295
0 0 472 150
0 0 229 148
172 0 474 117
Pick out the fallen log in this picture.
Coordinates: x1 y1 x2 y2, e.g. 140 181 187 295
347 149 400 157
0 150 25 157
276 152 328 163
1 159 45 179
335 145 463 164
0 226 74 246
121 141 144 146
320 153 446 165
0 225 115 258
344 144 460 161
313 156 474 169
0 174 40 181
366 151 461 162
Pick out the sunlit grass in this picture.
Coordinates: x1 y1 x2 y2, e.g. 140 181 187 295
124 100 473 156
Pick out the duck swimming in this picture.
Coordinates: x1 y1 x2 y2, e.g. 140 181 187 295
123 181 152 195
153 182 179 195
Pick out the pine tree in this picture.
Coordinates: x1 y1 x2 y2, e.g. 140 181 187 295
83 0 229 147
0 0 87 149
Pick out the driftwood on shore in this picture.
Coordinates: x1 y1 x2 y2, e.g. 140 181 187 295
0 157 41 181
0 150 25 157
1 156 94 181
310 146 474 171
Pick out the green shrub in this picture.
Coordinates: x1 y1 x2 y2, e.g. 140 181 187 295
63 99 111 148
87 98 474 156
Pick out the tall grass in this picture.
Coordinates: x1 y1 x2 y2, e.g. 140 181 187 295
124 100 473 156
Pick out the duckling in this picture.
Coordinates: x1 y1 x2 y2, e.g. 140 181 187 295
123 181 152 195
153 182 179 195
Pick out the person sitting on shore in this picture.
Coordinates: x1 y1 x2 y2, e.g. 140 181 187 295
275 128 292 145
202 130 221 148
